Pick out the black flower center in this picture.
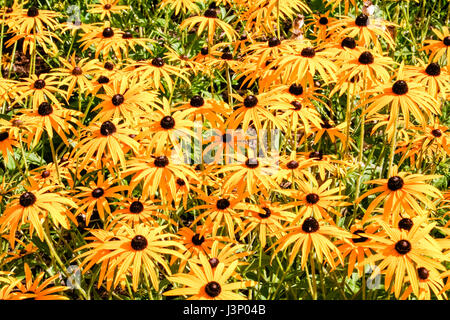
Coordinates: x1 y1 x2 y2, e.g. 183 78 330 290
33 79 46 89
41 170 51 178
216 198 230 210
268 37 281 47
302 217 319 233
131 235 148 251
190 95 204 107
205 281 221 297
306 193 319 205
200 47 209 55
387 176 404 191
204 8 217 18
431 129 442 137
358 51 374 65
97 75 110 84
352 230 368 243
286 160 299 169
151 57 165 67
425 63 441 76
208 258 219 268
122 31 133 39
341 37 356 49
289 84 303 96
129 201 144 213
244 95 258 108
192 233 205 246
104 62 114 70
111 94 124 106
290 101 302 110
19 192 36 207
417 267 429 280
91 188 105 198
176 178 186 187
309 151 323 160
300 47 316 58
245 158 259 168
37 102 53 116
160 116 175 129
319 17 329 25
6 7 13 14
221 52 233 60
154 156 169 168
443 36 450 46
104 4 112 10
259 207 271 219
71 66 83 76
27 6 39 17
100 121 117 136
0 131 8 141
355 14 369 27
392 80 408 95
102 27 114 38
398 218 413 231
394 239 411 255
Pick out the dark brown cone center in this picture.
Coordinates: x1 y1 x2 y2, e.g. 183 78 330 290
131 235 148 250
205 281 221 297
302 217 319 233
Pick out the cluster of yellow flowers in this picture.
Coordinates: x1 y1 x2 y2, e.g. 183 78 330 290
0 0 448 300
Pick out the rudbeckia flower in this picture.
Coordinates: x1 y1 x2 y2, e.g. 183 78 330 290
357 165 443 223
79 224 185 292
125 57 190 92
267 45 338 87
328 13 396 52
0 186 78 248
107 197 174 229
7 263 69 300
123 149 197 203
74 173 129 225
164 256 256 300
399 267 446 300
0 119 19 164
420 26 450 63
15 73 65 110
180 7 237 44
138 98 194 154
238 197 295 248
270 216 352 268
18 102 82 147
74 120 140 169
404 60 450 100
175 95 230 127
334 220 379 277
8 6 60 34
51 54 100 99
284 177 350 224
188 242 251 274
218 153 279 197
190 190 248 239
88 0 129 20
362 218 446 298
79 23 124 59
361 63 440 129
170 224 229 272
92 78 161 124
159 0 200 15
226 92 287 132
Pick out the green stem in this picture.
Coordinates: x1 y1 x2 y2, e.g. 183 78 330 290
49 135 62 184
310 253 317 300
